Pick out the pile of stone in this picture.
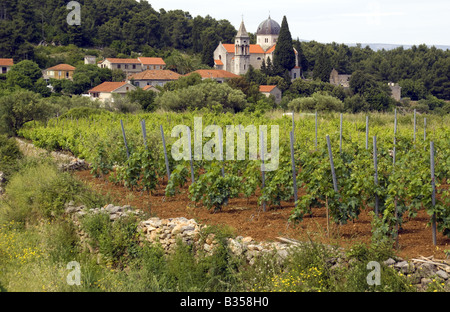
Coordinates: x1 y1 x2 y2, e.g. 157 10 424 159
57 157 88 171
63 204 450 291
383 256 450 290
65 202 143 222
138 217 202 253
15 138 88 171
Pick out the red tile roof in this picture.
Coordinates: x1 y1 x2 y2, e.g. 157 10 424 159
259 85 277 93
249 45 265 54
0 58 14 66
222 44 266 54
128 70 180 81
187 69 240 79
104 58 141 64
46 64 76 71
214 59 224 66
222 44 235 53
265 45 276 54
88 81 130 93
138 57 166 66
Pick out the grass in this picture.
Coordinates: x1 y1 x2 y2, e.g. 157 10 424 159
0 136 440 293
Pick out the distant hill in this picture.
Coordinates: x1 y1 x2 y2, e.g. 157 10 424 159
346 43 450 51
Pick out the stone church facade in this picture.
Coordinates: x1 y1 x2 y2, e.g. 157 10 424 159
213 17 301 80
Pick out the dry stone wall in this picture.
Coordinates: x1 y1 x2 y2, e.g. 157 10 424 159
64 203 450 291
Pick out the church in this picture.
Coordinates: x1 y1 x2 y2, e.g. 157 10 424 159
213 16 301 80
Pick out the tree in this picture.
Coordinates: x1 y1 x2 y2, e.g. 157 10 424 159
313 46 332 82
155 81 247 113
0 90 48 135
126 88 157 112
6 60 42 90
272 16 295 76
72 64 112 94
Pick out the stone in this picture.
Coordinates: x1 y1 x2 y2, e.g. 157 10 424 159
228 239 244 256
384 258 396 266
418 263 436 277
436 270 449 280
145 218 162 228
242 237 254 244
247 244 263 251
421 278 432 286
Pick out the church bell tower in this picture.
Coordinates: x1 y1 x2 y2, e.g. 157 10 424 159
234 20 250 75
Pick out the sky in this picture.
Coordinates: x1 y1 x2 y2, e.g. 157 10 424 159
146 0 450 46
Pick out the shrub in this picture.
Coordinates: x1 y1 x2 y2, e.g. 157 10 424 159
0 135 23 181
288 92 344 112
0 161 107 226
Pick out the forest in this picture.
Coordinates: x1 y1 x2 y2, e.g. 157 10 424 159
0 0 449 108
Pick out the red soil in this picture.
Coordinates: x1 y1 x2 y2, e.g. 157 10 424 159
75 170 450 260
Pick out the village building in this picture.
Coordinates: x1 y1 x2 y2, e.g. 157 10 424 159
127 69 181 88
388 82 402 101
0 58 14 74
329 68 351 89
87 81 136 102
142 85 161 93
259 85 282 104
97 57 166 75
213 17 301 80
43 64 76 80
186 69 240 83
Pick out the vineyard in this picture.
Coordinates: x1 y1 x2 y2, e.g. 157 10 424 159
18 109 450 256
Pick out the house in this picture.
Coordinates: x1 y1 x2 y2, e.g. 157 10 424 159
186 69 240 83
127 70 181 88
138 57 166 70
0 58 14 74
329 69 351 88
84 55 97 65
97 57 166 74
259 85 282 104
44 64 76 80
98 58 143 75
213 17 301 80
142 85 161 93
388 82 402 101
88 81 136 102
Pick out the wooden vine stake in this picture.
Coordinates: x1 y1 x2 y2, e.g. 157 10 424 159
141 119 147 149
315 110 318 151
339 113 343 153
365 115 369 150
186 127 195 184
160 125 171 181
260 130 266 212
373 136 379 215
120 119 130 159
430 141 437 246
326 135 341 226
289 131 298 209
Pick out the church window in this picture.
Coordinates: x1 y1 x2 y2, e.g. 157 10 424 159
265 38 268 43
257 57 261 61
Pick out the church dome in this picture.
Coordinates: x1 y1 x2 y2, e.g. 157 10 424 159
256 17 281 35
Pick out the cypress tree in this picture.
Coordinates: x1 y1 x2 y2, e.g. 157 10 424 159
273 16 295 76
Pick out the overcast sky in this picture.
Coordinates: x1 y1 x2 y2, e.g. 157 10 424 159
147 0 450 46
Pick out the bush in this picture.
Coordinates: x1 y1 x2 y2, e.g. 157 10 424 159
0 160 107 226
0 90 48 135
155 81 248 113
288 92 344 112
0 135 23 181
80 213 140 268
